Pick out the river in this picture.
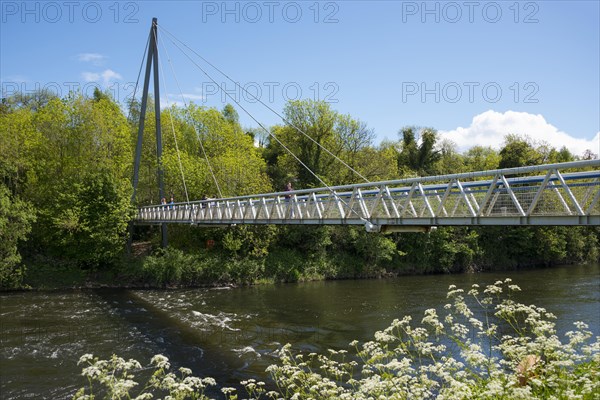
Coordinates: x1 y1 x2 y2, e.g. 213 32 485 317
1 263 598 399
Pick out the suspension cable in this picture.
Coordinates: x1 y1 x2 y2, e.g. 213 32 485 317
125 31 150 125
154 29 190 203
160 27 369 223
158 24 370 184
161 32 328 187
157 30 223 199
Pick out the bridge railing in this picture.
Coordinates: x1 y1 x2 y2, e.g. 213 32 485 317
136 160 600 230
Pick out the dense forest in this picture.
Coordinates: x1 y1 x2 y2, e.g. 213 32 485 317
1 89 598 289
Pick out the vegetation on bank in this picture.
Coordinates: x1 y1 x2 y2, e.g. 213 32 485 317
74 280 600 399
1 89 598 290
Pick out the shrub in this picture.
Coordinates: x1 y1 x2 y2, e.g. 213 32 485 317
141 247 197 286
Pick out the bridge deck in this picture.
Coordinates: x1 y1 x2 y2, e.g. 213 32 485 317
135 160 600 231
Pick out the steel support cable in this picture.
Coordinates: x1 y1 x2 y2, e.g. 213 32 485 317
161 31 370 224
154 30 190 203
126 32 151 125
158 24 370 184
129 31 152 207
157 29 223 199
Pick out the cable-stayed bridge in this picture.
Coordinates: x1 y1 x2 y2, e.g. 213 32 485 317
135 160 600 232
129 19 599 238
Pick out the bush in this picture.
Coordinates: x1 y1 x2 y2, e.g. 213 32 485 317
141 247 198 286
264 248 305 282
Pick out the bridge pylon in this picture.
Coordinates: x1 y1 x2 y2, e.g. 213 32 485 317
130 17 168 248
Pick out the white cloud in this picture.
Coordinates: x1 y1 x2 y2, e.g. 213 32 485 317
100 69 122 84
77 53 106 65
81 72 100 82
81 69 122 85
440 110 599 157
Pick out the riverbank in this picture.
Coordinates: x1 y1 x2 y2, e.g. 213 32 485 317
4 222 599 292
11 240 599 292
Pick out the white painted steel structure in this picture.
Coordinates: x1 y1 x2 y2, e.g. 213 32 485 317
135 160 600 232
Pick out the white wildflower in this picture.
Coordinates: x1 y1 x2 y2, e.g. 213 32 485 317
150 354 170 370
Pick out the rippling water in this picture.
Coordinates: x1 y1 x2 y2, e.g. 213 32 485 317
1 263 598 399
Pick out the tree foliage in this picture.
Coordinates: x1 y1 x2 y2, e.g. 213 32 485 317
396 126 441 176
0 90 597 288
0 184 35 288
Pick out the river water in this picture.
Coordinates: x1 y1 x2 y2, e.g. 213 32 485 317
1 263 599 399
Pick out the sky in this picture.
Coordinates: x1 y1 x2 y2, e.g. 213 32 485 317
1 0 599 157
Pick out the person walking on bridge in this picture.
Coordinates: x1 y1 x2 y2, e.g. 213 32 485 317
284 182 294 218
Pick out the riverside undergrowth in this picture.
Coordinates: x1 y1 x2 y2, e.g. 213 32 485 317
73 279 600 399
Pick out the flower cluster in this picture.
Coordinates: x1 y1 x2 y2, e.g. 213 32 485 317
73 353 216 400
74 279 599 399
265 279 599 399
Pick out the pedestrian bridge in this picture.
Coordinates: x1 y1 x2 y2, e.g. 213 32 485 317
135 160 600 232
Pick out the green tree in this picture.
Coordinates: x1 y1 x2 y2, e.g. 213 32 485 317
499 134 542 168
0 184 35 288
0 89 58 113
265 101 383 188
0 105 36 194
332 115 376 184
10 92 135 269
222 104 239 125
279 100 339 188
397 127 441 175
547 146 576 163
463 146 501 171
437 139 464 175
156 104 271 201
39 172 133 267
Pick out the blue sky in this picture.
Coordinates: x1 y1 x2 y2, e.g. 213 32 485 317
2 1 599 156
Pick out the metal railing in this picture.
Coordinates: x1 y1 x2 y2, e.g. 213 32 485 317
135 160 600 232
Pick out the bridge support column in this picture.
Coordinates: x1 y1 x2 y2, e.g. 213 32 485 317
130 17 168 249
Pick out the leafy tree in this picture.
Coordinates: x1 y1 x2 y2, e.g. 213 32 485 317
265 101 382 188
279 100 339 188
436 139 464 175
222 104 239 125
0 184 35 288
547 146 576 163
463 146 501 171
397 126 441 176
395 227 480 273
155 104 271 201
0 105 36 194
343 141 399 182
6 92 135 269
582 149 598 160
246 126 270 148
499 134 542 168
332 115 376 184
0 89 58 113
37 172 133 268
